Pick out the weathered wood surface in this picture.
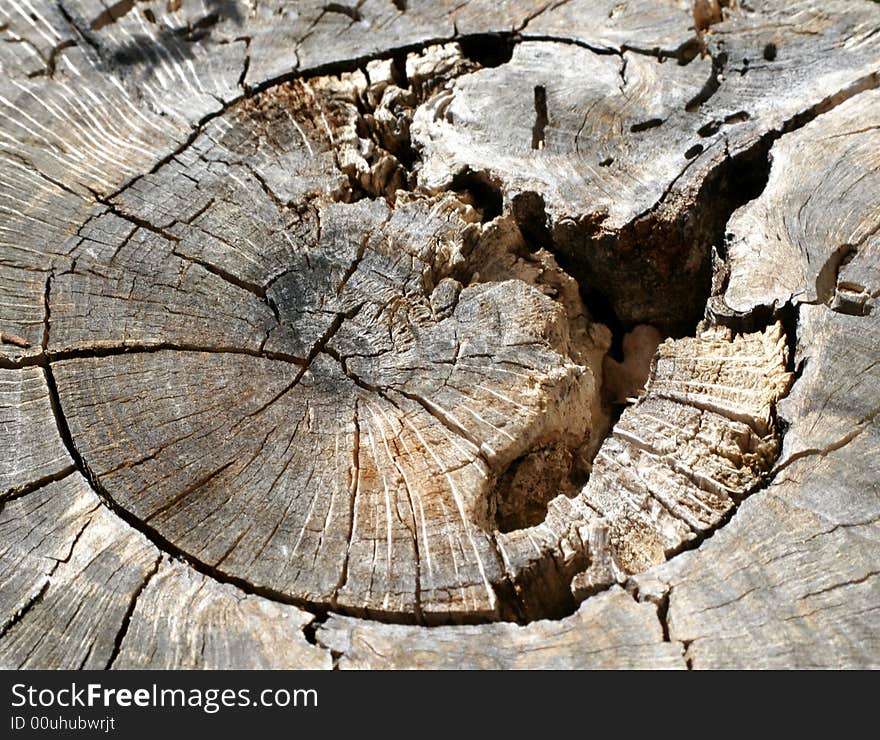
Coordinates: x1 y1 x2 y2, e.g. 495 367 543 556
319 586 686 669
1 0 878 668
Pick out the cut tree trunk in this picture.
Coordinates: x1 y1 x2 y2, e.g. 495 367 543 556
0 0 877 669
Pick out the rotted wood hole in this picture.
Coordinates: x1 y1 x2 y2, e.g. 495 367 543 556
0 0 878 669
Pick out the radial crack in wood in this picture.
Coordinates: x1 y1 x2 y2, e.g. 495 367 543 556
51 194 611 621
632 317 880 667
0 473 157 669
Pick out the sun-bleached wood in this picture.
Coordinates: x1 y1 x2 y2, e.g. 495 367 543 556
0 0 878 668
318 586 686 669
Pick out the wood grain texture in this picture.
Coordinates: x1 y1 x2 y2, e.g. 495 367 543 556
724 89 880 315
493 322 791 620
318 586 686 669
412 0 880 328
630 82 880 670
0 367 72 496
0 0 878 668
0 472 157 669
0 472 324 669
631 307 880 668
112 560 331 670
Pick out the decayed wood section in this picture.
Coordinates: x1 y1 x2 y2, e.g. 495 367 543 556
0 0 877 668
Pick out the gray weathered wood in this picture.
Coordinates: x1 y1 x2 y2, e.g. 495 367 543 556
0 472 323 669
112 560 331 670
631 306 880 668
631 74 880 670
1 0 878 668
318 586 686 669
0 367 72 496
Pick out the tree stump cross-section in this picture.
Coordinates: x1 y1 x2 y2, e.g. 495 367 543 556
0 0 878 668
